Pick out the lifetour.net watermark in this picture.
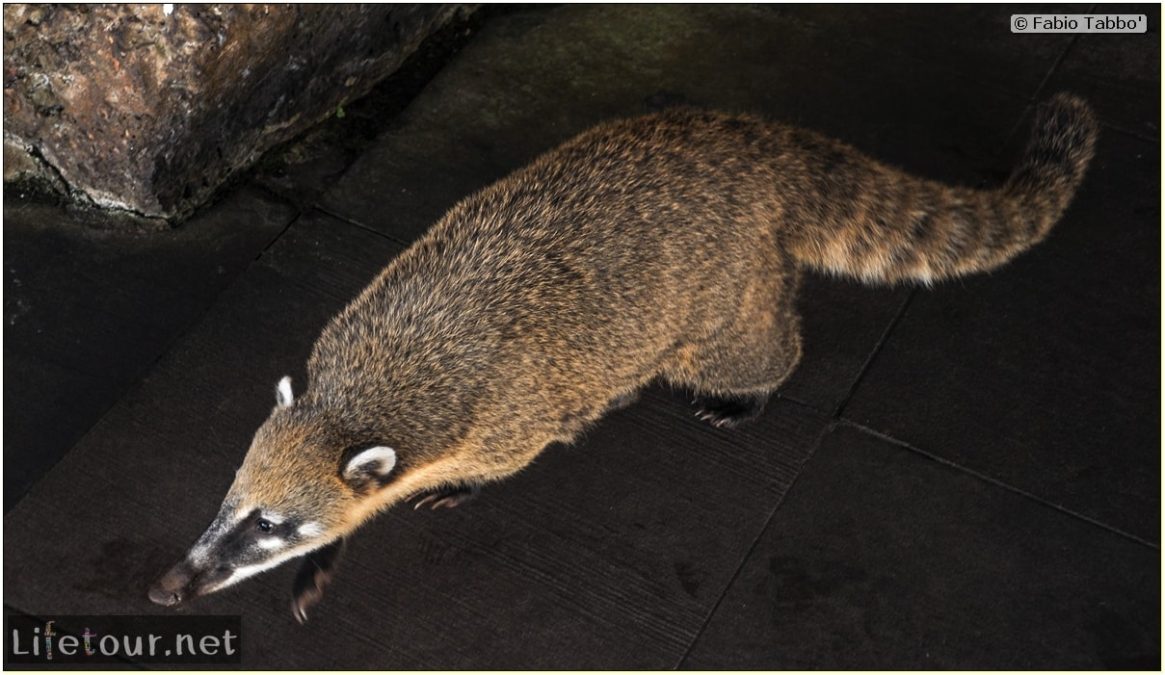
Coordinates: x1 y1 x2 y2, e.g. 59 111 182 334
4 614 242 666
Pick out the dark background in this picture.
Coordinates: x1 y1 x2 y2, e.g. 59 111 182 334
4 4 1160 668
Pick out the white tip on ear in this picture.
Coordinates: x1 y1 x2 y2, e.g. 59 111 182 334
343 446 397 483
276 376 294 408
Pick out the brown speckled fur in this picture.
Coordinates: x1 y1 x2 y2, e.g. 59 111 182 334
231 93 1097 583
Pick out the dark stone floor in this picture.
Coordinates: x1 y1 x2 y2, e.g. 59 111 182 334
4 5 1159 669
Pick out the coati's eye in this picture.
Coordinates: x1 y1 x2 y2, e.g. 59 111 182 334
256 518 273 533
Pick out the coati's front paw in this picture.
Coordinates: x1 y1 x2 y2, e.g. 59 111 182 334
291 538 346 624
412 484 481 510
693 393 767 428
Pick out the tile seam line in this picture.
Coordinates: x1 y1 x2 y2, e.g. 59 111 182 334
1001 24 1082 149
832 287 917 419
839 418 1160 551
672 418 837 669
246 183 308 256
1032 23 1082 101
3 206 306 515
1098 121 1159 144
311 204 413 248
1 343 116 383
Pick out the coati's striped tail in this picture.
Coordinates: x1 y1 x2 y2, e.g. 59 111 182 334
787 94 1098 284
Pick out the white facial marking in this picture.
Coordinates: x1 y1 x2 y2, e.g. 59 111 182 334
208 555 295 593
205 535 338 595
257 537 285 550
261 512 284 525
297 522 324 538
189 544 211 565
344 446 397 481
276 376 294 408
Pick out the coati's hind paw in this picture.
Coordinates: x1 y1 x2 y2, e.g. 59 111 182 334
291 538 346 624
693 393 767 428
413 484 481 510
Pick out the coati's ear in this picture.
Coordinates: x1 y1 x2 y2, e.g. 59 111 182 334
343 446 397 489
276 376 294 408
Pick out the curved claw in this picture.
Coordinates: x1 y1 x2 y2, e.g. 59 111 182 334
413 493 441 510
290 538 345 624
431 496 460 509
292 590 319 625
411 484 481 511
693 393 767 429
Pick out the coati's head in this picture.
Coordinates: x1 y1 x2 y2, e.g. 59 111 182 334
147 376 401 610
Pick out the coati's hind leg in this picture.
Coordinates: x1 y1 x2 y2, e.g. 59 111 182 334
694 392 769 429
685 322 802 428
662 273 804 428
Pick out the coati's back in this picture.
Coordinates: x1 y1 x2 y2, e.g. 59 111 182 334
306 94 1098 480
308 109 805 467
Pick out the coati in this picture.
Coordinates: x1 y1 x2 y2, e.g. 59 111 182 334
149 94 1097 622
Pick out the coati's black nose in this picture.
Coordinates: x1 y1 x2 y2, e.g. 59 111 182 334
148 561 193 606
148 585 182 607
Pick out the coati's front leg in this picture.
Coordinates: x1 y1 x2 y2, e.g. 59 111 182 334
412 483 481 510
291 537 346 624
290 484 479 621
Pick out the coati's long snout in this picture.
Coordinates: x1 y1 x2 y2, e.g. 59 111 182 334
147 494 328 611
153 96 1097 622
148 560 212 607
149 535 347 625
